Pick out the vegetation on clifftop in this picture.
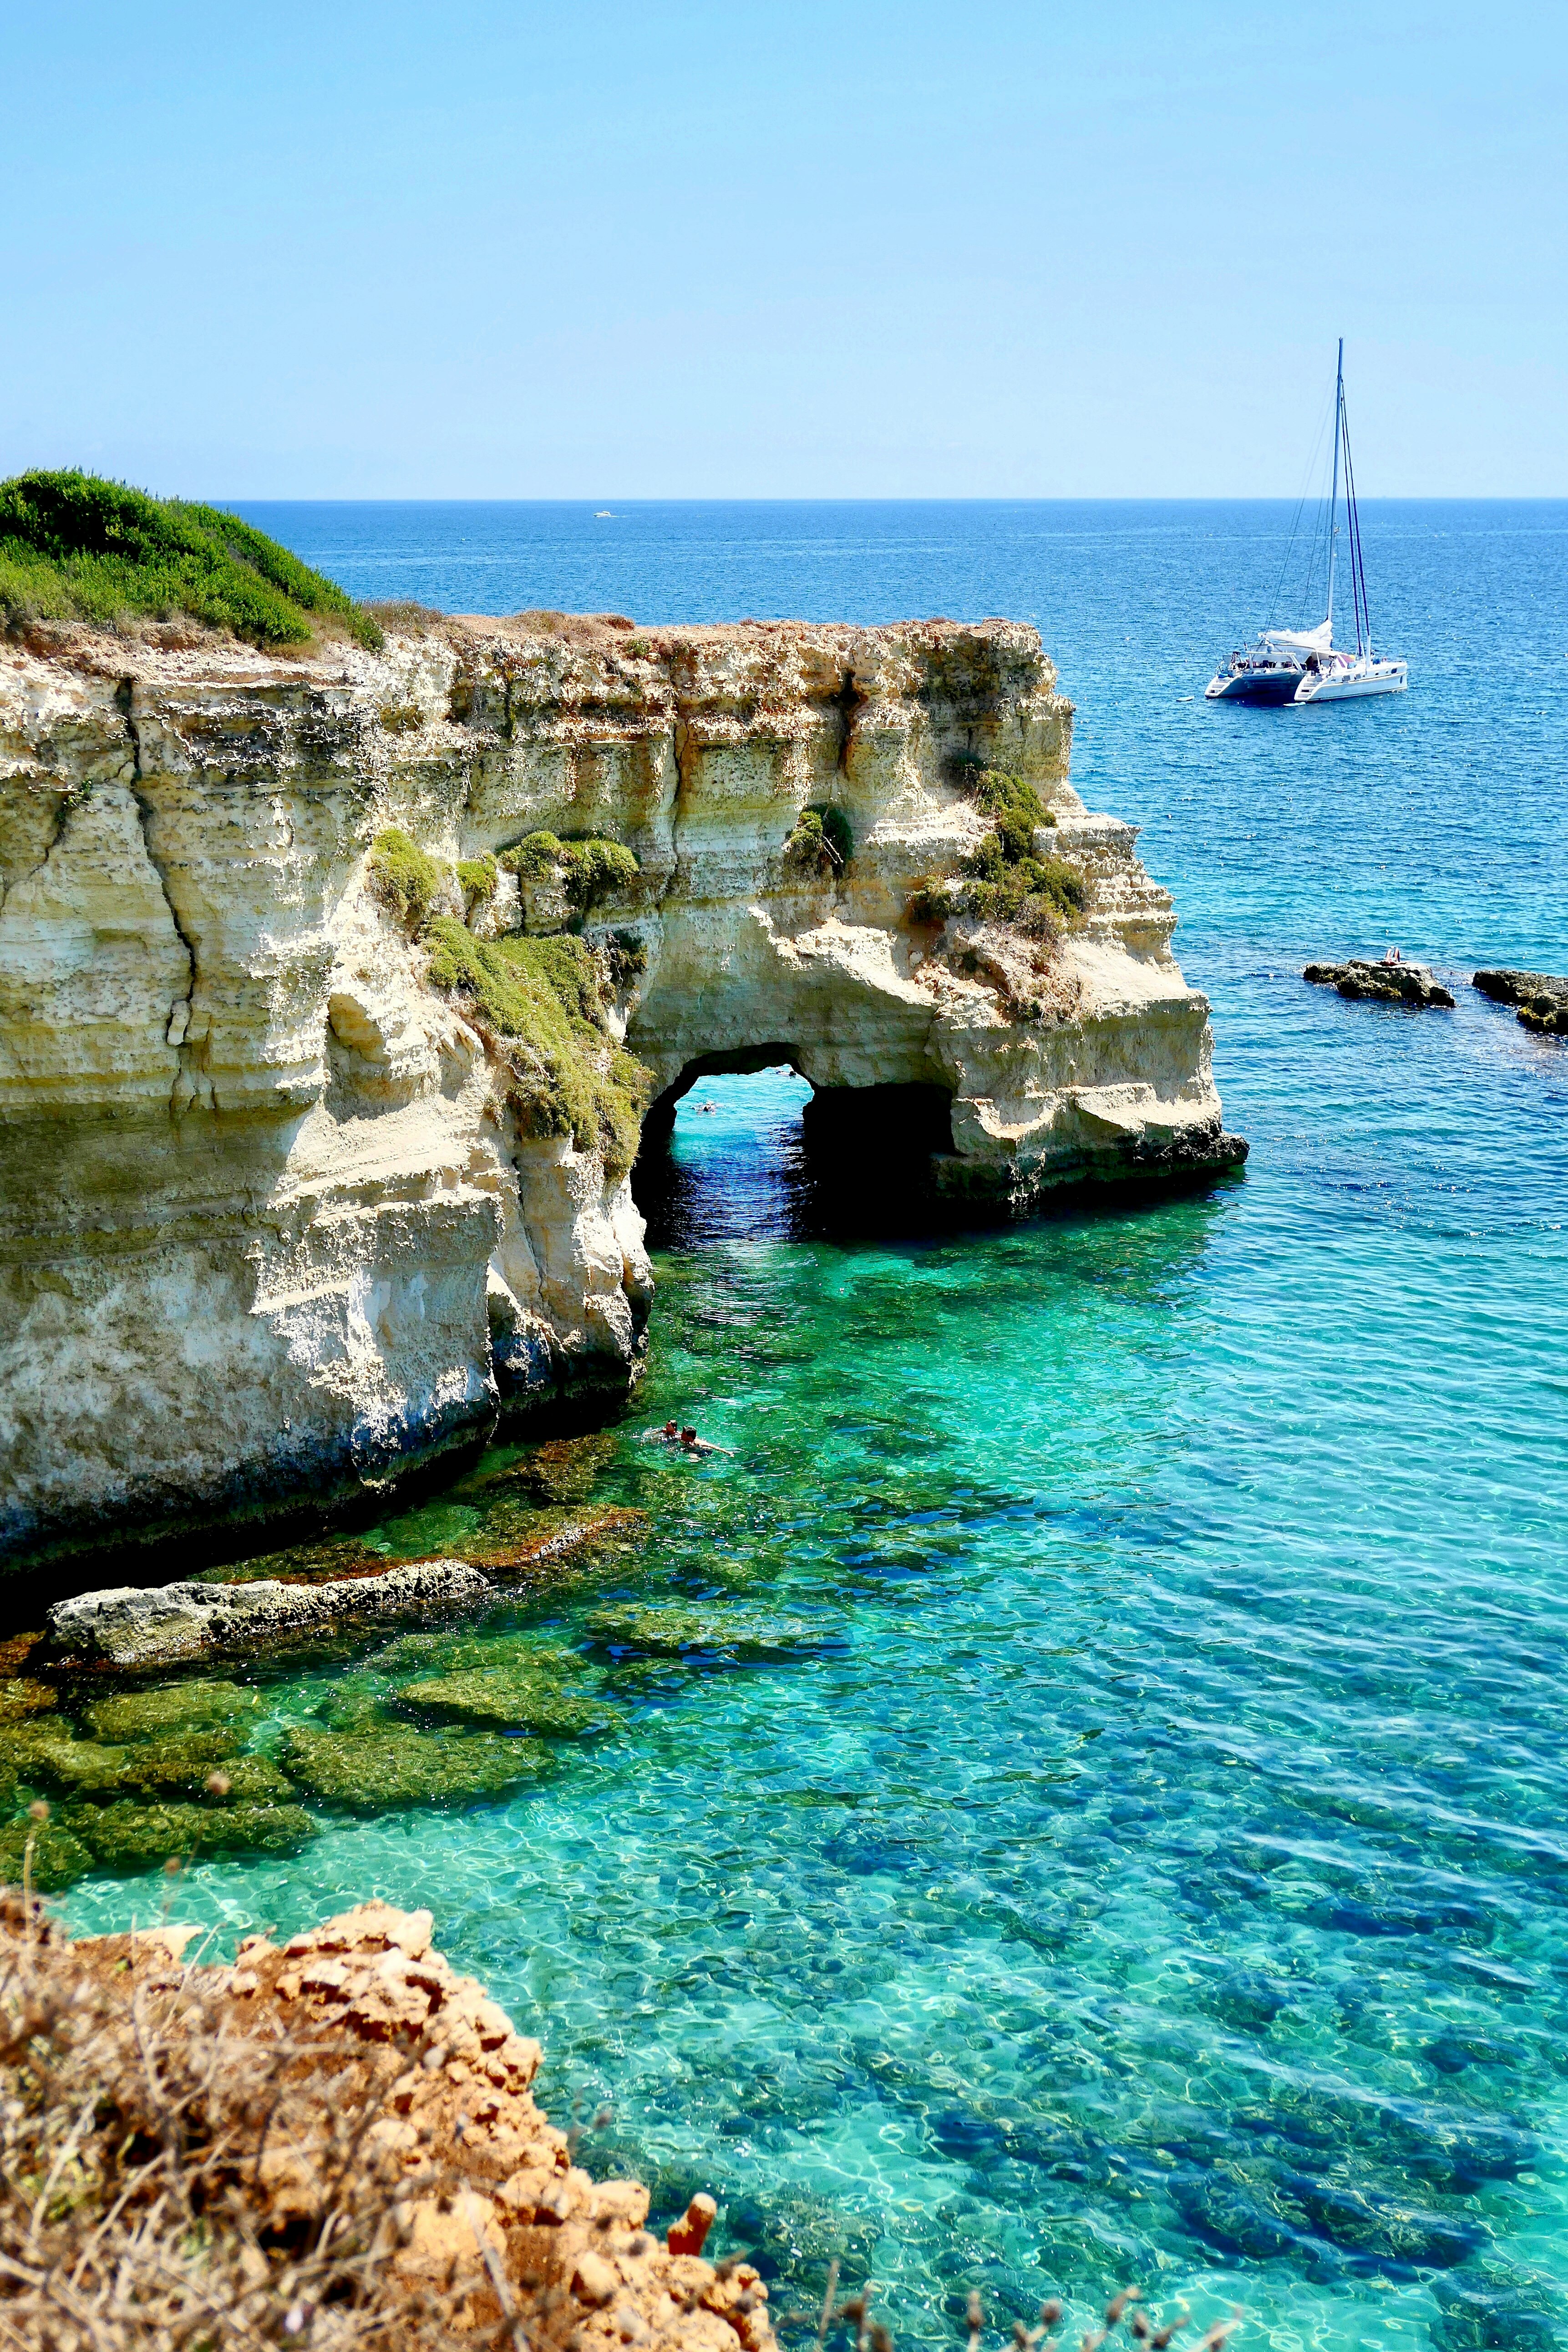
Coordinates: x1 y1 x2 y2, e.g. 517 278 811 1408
0 469 382 649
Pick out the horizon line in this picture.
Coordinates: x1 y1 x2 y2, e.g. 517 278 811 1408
216 492 1568 507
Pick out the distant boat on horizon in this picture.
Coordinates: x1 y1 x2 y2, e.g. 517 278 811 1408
1206 341 1409 707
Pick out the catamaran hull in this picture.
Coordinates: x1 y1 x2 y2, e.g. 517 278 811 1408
1294 664 1408 704
1205 670 1304 705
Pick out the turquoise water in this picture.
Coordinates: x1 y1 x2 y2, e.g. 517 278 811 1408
66 505 1568 2352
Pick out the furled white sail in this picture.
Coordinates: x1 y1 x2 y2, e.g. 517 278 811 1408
1261 620 1332 655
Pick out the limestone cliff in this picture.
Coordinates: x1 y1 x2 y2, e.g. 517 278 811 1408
0 613 1242 1571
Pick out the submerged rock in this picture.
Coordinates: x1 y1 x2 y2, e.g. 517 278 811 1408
0 1676 58 1720
586 1604 829 1661
381 1628 616 1736
1473 968 1568 1036
395 1661 617 1739
10 1728 233 1801
279 1717 553 1811
0 1681 311 1876
46 1558 492 1668
62 1796 317 1872
0 1816 95 1891
1304 960 1457 1009
84 1678 260 1742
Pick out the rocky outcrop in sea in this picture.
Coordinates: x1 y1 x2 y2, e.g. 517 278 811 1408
0 613 1243 1569
1473 968 1568 1036
1304 958 1457 1009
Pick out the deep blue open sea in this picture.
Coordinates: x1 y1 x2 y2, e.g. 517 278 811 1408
70 504 1568 2352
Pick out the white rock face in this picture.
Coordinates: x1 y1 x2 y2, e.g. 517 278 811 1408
0 614 1241 1570
44 1556 492 1667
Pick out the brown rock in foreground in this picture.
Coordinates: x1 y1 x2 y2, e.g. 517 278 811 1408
0 1892 775 2352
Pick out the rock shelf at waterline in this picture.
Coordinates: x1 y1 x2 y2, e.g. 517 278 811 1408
42 1504 646 1668
0 604 1243 1574
46 1556 489 1668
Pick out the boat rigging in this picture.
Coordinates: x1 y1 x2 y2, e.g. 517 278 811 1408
1206 341 1408 706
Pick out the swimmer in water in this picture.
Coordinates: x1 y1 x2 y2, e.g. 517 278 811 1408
639 1419 732 1455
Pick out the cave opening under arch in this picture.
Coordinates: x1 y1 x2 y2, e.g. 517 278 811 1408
631 1051 957 1246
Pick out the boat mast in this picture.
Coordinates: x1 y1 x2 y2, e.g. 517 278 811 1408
1326 337 1344 643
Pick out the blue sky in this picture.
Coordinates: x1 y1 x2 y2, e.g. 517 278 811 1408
3 1 1563 497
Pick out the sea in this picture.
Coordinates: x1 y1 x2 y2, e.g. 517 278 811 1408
66 502 1568 2352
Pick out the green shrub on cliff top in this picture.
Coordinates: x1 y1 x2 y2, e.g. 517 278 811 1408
423 921 652 1176
0 470 382 649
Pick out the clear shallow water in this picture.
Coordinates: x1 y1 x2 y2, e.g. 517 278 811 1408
69 505 1568 2352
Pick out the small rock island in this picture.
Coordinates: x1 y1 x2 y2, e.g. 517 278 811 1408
1304 959 1456 1009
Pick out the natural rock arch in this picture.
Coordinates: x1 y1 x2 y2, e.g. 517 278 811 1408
0 613 1243 1572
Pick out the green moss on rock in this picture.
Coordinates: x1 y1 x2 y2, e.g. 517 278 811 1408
457 853 499 908
63 1798 316 1873
0 1817 95 1892
5 1724 292 1826
279 1719 552 1812
394 1651 617 1739
215 1754 299 1805
0 1677 58 1719
368 828 452 932
423 921 651 1176
84 1679 259 1745
585 1605 819 1660
14 1735 133 1798
499 833 639 916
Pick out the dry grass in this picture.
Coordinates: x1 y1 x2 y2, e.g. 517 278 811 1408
0 1894 512 2349
0 1866 776 2352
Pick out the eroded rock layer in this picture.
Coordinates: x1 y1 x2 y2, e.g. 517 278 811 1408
0 614 1241 1568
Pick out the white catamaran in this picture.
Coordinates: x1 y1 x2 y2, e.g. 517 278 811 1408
1206 341 1408 706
